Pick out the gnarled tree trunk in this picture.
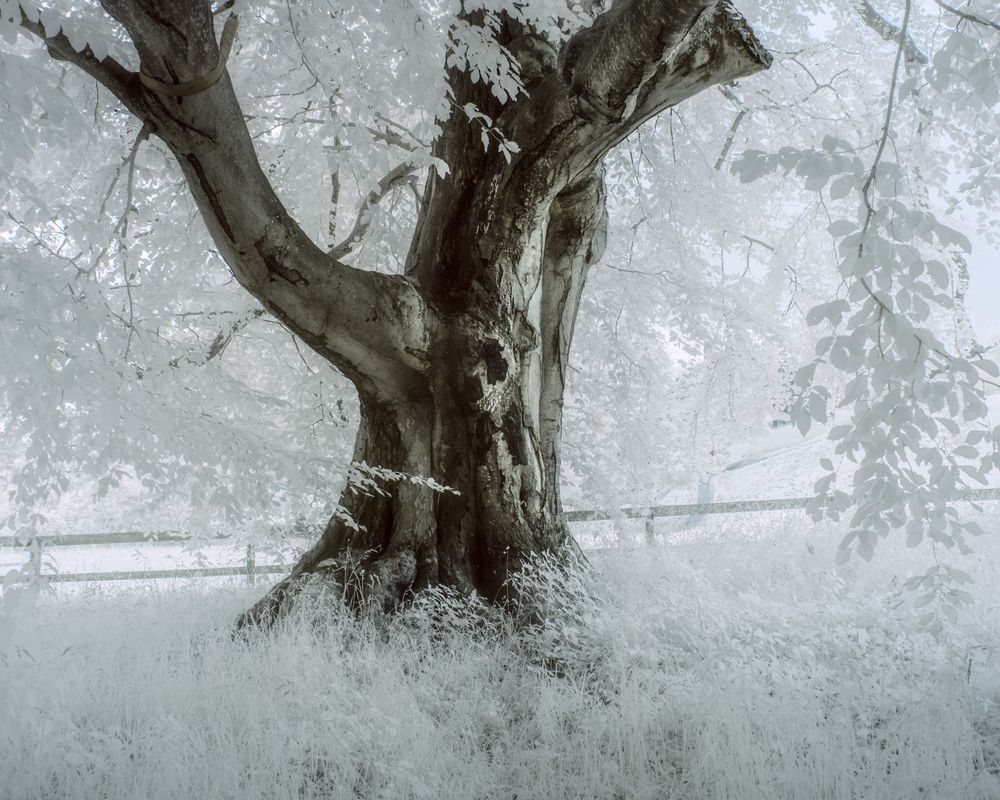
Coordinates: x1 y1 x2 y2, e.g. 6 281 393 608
22 0 771 626
238 169 610 625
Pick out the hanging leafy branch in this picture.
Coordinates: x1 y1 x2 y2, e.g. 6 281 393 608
731 0 1000 628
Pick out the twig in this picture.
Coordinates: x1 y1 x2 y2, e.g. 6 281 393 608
168 308 266 369
858 0 910 251
114 125 151 360
714 107 748 170
329 136 342 242
851 0 962 368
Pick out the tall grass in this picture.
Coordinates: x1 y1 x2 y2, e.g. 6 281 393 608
2 524 1000 799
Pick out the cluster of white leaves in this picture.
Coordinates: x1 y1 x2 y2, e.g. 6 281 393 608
447 14 525 103
459 101 521 161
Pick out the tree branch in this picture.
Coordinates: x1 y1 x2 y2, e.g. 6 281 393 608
560 0 713 122
503 0 772 180
23 0 432 402
934 0 1000 32
854 0 928 64
859 0 911 249
329 160 420 260
18 5 149 119
714 106 748 170
168 308 266 368
559 0 771 130
114 125 151 360
328 137 342 242
615 1 773 129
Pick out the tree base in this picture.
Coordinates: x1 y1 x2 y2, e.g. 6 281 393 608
234 532 589 634
235 547 419 631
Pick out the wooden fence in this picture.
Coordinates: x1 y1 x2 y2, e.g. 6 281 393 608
0 533 281 585
3 487 999 585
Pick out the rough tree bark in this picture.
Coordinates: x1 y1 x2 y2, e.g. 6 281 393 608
21 0 771 626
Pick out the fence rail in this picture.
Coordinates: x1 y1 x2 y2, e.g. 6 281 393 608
0 531 214 548
41 564 290 584
4 487 999 585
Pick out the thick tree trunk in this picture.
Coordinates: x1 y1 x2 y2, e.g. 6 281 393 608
22 0 771 627
238 174 608 627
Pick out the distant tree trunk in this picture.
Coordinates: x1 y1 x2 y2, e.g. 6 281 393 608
23 0 771 626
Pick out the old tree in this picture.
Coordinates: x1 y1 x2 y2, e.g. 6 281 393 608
3 0 999 624
9 0 771 622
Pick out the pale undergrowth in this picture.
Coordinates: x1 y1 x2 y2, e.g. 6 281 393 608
3 520 1000 800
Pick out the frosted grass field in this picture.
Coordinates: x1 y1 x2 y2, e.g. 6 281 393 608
3 513 1000 800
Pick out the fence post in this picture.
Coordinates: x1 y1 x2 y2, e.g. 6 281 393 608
644 512 655 544
28 538 42 580
245 543 256 586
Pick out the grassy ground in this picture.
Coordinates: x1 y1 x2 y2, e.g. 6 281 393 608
3 520 1000 800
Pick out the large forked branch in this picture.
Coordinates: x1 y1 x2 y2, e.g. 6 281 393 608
19 0 431 402
469 1 769 300
600 1 771 132
408 0 771 305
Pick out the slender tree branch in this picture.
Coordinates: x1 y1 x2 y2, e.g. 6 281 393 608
329 137 342 242
854 0 928 64
853 0 964 367
168 308 266 368
934 0 1000 32
714 107 749 170
329 160 420 259
98 124 152 225
115 125 151 359
858 0 911 249
372 113 426 150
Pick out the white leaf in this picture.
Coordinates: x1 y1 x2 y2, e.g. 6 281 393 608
828 219 857 237
40 9 61 38
828 175 853 200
